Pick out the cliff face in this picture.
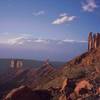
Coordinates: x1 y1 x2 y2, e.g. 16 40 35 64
88 32 100 51
64 32 100 66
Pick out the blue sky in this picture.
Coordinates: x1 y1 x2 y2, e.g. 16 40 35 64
0 0 99 61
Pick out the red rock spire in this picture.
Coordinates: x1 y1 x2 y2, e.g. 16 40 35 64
88 32 93 51
88 32 100 51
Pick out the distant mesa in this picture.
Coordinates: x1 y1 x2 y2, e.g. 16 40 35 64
10 59 23 69
88 32 100 51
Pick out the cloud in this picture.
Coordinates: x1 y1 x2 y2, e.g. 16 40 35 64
7 37 26 45
0 33 28 45
32 10 45 16
0 33 87 45
0 37 87 46
52 13 77 25
62 39 87 43
1 37 49 45
33 38 49 43
82 0 98 12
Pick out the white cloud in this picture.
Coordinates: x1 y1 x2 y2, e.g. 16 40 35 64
62 39 87 43
0 33 87 45
0 38 87 45
7 37 25 45
32 10 45 16
33 38 49 43
0 37 49 45
82 0 98 12
52 14 77 25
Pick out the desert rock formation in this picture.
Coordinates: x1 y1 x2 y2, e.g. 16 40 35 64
88 32 100 51
10 59 23 69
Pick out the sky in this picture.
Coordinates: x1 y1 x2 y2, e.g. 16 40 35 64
0 0 99 61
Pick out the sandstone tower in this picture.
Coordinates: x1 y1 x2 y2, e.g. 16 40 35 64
88 32 100 51
88 32 93 51
10 59 23 69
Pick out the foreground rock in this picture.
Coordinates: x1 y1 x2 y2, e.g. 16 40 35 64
4 85 52 100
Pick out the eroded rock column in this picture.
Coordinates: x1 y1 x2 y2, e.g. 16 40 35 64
88 32 93 51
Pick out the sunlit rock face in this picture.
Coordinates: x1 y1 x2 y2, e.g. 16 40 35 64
88 32 100 51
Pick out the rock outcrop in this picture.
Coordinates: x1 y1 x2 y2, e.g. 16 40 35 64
74 80 93 96
88 32 93 51
36 59 54 77
4 85 52 100
58 77 100 100
88 32 100 51
10 59 23 69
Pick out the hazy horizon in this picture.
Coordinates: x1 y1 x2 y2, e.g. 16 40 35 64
0 40 87 61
